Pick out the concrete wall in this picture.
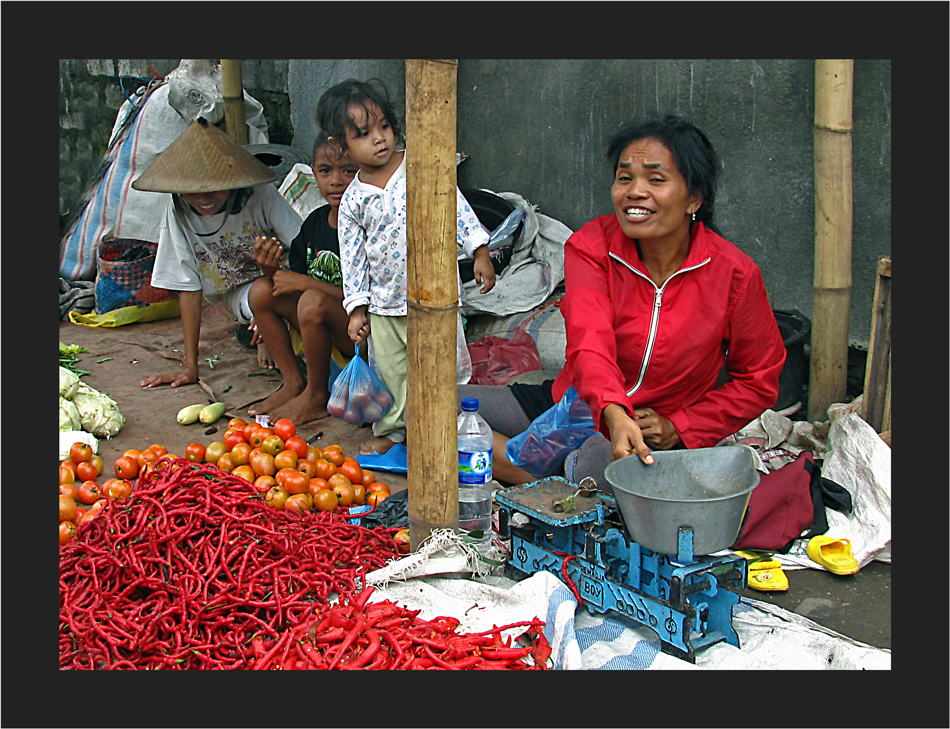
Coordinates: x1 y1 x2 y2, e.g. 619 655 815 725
60 58 890 347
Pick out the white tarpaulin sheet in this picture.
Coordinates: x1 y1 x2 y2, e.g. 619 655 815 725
368 570 890 670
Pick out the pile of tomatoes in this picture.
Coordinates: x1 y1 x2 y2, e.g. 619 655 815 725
59 416 393 547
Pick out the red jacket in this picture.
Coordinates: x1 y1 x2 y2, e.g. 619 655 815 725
552 217 786 448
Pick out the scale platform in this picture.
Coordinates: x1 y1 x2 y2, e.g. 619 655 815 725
495 477 748 662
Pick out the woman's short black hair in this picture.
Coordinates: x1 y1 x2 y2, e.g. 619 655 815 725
315 78 402 151
606 115 719 224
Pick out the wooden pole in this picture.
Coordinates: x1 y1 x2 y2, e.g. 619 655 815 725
808 60 853 422
220 60 248 146
404 59 460 550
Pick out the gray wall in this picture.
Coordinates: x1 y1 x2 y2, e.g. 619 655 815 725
60 58 890 347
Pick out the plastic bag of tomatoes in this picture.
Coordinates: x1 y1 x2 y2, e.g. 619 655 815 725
327 354 393 426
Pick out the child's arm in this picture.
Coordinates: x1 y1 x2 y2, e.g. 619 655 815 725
253 235 284 278
471 245 497 294
140 290 202 388
271 269 344 300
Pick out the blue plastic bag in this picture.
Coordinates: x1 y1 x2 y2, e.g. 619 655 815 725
327 354 393 425
505 386 597 477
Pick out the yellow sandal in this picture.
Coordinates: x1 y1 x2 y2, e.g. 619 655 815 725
746 558 789 591
807 535 859 575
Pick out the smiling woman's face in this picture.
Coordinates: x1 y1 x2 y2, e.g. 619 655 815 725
182 189 231 216
611 137 701 246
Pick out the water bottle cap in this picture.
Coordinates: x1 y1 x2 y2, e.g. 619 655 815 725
461 397 479 412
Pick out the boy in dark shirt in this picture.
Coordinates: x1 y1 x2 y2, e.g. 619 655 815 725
248 132 359 424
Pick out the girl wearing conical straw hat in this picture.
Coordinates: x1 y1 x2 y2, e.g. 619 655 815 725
133 118 303 389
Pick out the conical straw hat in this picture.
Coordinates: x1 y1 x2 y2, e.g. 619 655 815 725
132 118 276 193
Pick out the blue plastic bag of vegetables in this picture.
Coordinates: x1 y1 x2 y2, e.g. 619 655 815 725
327 353 394 425
505 386 596 477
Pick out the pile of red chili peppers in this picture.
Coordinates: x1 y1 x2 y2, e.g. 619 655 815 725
59 457 551 670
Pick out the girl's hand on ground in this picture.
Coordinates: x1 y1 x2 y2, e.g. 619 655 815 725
248 318 262 347
634 407 681 450
139 365 198 389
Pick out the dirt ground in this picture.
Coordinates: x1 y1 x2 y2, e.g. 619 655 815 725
60 302 408 494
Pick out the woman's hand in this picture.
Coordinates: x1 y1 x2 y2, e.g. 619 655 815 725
254 236 283 276
140 362 198 389
602 403 654 465
472 247 497 294
348 306 370 345
634 407 681 450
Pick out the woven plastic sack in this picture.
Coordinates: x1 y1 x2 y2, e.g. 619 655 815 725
327 354 394 426
95 239 175 314
506 386 596 477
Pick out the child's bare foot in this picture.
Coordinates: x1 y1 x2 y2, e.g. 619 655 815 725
257 341 275 369
359 435 399 456
269 389 330 427
248 382 303 416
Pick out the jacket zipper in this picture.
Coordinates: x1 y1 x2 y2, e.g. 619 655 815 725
608 252 712 397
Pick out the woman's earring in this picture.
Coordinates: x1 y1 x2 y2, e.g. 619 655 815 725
691 211 696 222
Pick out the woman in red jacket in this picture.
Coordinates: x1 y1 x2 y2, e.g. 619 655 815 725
459 115 786 488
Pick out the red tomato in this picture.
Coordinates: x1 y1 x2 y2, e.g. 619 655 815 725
367 491 388 507
284 436 309 460
228 417 248 432
90 454 105 476
323 446 345 467
60 482 80 500
76 460 99 483
77 481 102 505
114 455 139 480
274 449 298 470
147 444 168 457
70 442 94 464
332 481 355 507
60 464 76 486
338 458 363 487
261 435 285 457
308 477 330 497
393 528 411 554
250 451 277 477
313 458 337 481
60 495 78 523
231 464 256 483
216 453 236 474
313 488 339 512
272 418 296 442
351 483 367 506
296 459 316 477
105 479 133 500
277 468 310 496
79 499 107 523
265 486 289 509
185 442 206 463
254 475 276 493
230 442 253 467
224 430 248 452
284 493 313 514
361 469 376 488
60 521 75 546
366 481 391 496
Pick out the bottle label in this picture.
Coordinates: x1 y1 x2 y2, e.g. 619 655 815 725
458 448 493 485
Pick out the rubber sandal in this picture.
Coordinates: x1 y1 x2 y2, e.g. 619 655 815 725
807 535 859 575
746 558 789 591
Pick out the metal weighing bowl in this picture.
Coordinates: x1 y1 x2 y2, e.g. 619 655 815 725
604 446 760 556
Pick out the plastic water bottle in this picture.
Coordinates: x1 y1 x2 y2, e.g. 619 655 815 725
458 397 493 547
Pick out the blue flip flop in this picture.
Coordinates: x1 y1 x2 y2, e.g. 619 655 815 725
355 443 408 474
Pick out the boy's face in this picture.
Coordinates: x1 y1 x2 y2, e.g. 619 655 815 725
313 145 358 207
344 101 396 169
182 190 231 216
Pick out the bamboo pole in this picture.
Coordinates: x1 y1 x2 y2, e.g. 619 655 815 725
404 59 460 550
220 60 248 146
808 60 853 422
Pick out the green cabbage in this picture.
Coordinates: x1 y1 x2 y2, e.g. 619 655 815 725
71 382 125 438
60 396 82 431
59 366 81 399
